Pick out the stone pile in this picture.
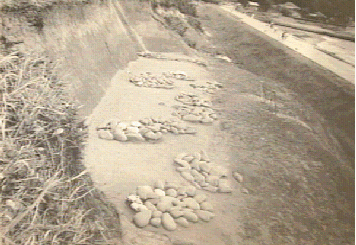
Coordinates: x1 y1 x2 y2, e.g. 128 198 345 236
126 181 215 230
175 93 212 107
174 151 232 193
129 72 175 89
97 117 197 142
189 81 223 94
172 106 218 124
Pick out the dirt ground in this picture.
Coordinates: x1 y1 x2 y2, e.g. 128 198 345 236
82 1 354 245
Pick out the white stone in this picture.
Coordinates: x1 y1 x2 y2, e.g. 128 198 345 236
133 210 152 228
162 213 177 231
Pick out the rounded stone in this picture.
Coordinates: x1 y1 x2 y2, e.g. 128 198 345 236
177 166 191 172
165 182 179 190
112 127 128 141
145 198 160 205
175 217 189 227
144 201 157 211
143 131 156 140
166 189 178 197
138 127 151 135
185 186 197 197
233 171 244 183
131 203 148 212
182 198 200 210
180 172 195 182
133 210 152 228
154 180 165 190
183 210 198 223
194 193 207 204
152 210 163 218
131 121 142 127
170 209 184 218
162 213 177 231
98 131 114 140
218 179 232 193
192 171 205 184
137 186 156 200
206 175 220 187
150 217 162 228
196 210 214 222
154 189 166 197
201 117 214 124
175 159 190 167
202 185 218 193
126 133 145 141
157 201 173 212
117 122 128 130
200 202 214 212
199 162 212 173
126 126 140 134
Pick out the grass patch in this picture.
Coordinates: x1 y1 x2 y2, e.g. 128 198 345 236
0 51 121 244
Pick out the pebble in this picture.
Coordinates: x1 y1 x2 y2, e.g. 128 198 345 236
175 159 190 167
150 217 162 228
126 133 145 141
127 195 142 204
165 182 179 190
183 156 195 162
137 186 156 199
112 127 128 141
144 131 156 140
126 126 140 134
233 171 244 183
98 131 114 140
182 198 200 210
118 122 128 130
170 209 184 218
139 127 150 135
154 189 166 197
131 121 142 127
192 171 205 183
152 210 163 218
180 172 195 182
133 210 152 228
145 198 160 205
195 210 214 222
166 189 178 198
162 213 177 231
192 152 201 160
194 193 207 204
201 117 214 124
185 186 197 197
218 179 232 193
200 202 214 212
175 217 189 227
170 127 179 134
199 162 212 173
183 210 198 223
183 114 202 122
144 202 157 211
177 166 191 172
206 175 220 187
154 180 165 190
157 201 173 212
202 185 218 193
131 203 148 212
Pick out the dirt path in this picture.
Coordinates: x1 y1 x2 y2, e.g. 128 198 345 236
219 5 355 84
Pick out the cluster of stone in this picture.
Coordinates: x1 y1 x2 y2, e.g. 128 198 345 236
97 117 197 142
129 72 175 89
174 151 232 193
172 106 218 124
126 181 215 230
175 93 212 107
189 81 223 94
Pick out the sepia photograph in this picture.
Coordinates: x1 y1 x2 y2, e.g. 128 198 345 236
0 0 354 244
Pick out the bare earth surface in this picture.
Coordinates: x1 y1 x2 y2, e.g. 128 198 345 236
83 2 354 245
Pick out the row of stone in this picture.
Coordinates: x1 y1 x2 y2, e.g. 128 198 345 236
189 81 223 94
172 106 218 124
129 71 189 89
127 181 214 230
175 93 212 108
97 117 197 142
174 151 232 193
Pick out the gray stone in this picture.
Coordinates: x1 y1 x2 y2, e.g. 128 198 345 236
200 202 214 212
185 186 197 197
196 210 214 222
154 180 165 190
199 162 212 173
205 175 220 187
144 201 157 211
166 189 178 198
133 210 152 228
175 217 189 227
202 185 218 193
233 171 244 183
180 172 195 182
182 198 200 210
183 210 198 223
112 127 128 141
150 217 162 228
98 131 114 140
193 193 207 204
170 209 184 218
162 213 177 231
152 210 163 218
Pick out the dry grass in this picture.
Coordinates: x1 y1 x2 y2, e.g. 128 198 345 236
0 51 122 244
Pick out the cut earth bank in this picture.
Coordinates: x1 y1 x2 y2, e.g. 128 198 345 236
79 1 354 245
